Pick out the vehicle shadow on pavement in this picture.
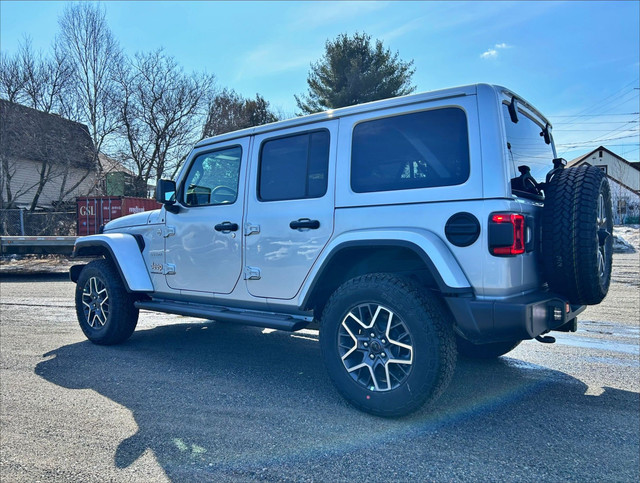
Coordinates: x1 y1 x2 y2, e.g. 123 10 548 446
35 322 640 481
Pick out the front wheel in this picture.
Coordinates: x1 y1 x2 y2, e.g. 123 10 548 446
75 259 139 345
320 274 456 417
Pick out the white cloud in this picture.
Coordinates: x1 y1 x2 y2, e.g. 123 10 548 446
480 49 498 60
480 43 511 60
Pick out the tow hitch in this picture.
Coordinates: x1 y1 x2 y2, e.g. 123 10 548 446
536 335 556 343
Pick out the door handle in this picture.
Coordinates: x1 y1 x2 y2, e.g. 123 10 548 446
214 222 239 232
290 218 320 230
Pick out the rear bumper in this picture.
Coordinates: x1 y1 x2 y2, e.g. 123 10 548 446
445 291 586 344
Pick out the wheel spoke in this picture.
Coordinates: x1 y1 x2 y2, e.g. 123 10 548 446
346 309 373 330
98 306 107 326
385 313 413 356
82 276 109 330
598 249 605 277
369 305 384 330
340 322 358 361
347 361 379 390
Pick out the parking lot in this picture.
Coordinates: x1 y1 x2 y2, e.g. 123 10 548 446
1 250 638 482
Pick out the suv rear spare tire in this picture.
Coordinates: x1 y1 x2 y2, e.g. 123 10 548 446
542 165 613 305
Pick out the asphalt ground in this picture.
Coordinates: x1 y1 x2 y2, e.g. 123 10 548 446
0 253 638 482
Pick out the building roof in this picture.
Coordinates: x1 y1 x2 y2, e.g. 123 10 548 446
568 145 639 195
568 145 640 172
99 153 136 177
0 99 94 170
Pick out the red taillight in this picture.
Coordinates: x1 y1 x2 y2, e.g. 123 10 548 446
490 213 525 256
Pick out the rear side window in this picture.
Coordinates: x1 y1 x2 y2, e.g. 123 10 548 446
259 130 330 201
351 108 470 193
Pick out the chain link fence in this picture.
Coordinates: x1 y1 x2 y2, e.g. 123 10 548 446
0 209 76 236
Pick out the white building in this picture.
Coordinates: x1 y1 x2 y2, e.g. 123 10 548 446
0 99 99 210
569 146 640 223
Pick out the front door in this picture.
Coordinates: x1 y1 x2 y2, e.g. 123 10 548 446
164 141 248 294
244 121 337 299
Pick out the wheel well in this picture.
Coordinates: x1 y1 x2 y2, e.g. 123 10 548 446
73 245 129 291
304 245 441 316
75 245 110 259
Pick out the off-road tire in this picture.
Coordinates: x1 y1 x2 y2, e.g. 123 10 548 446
542 165 613 305
75 259 139 345
319 274 456 417
456 336 521 359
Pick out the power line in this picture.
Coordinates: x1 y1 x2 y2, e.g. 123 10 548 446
554 78 639 122
550 112 639 118
554 120 638 125
557 134 639 148
555 127 639 132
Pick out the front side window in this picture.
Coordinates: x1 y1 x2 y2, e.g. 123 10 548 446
182 146 242 206
259 130 330 201
351 108 470 193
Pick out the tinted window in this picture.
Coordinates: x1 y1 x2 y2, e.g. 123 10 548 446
351 108 470 193
502 104 555 183
182 146 242 206
259 130 330 201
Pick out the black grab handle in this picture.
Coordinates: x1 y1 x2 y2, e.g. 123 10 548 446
214 222 239 232
290 219 320 230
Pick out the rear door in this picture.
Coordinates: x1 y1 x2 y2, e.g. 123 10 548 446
244 121 337 299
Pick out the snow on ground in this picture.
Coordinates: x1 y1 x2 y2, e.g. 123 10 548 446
613 224 639 252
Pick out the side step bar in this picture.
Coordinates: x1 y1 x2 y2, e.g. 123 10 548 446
134 299 310 332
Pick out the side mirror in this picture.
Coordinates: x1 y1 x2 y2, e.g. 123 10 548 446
156 179 176 204
156 179 179 213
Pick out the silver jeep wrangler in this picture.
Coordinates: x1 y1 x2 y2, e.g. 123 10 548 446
71 84 613 417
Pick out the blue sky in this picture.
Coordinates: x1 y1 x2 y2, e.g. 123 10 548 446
1 0 638 161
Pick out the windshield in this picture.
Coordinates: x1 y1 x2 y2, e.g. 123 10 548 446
502 103 555 183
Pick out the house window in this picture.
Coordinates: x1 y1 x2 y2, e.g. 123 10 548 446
596 165 608 175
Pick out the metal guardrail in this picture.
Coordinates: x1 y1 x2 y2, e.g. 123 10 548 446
0 236 77 255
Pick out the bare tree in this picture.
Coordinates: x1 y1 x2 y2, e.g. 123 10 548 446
57 2 123 180
18 37 72 114
116 49 214 195
0 52 26 103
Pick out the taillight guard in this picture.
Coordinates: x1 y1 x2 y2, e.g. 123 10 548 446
489 213 526 256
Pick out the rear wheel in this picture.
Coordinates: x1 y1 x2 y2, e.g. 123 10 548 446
456 336 521 359
75 259 139 345
320 274 456 417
